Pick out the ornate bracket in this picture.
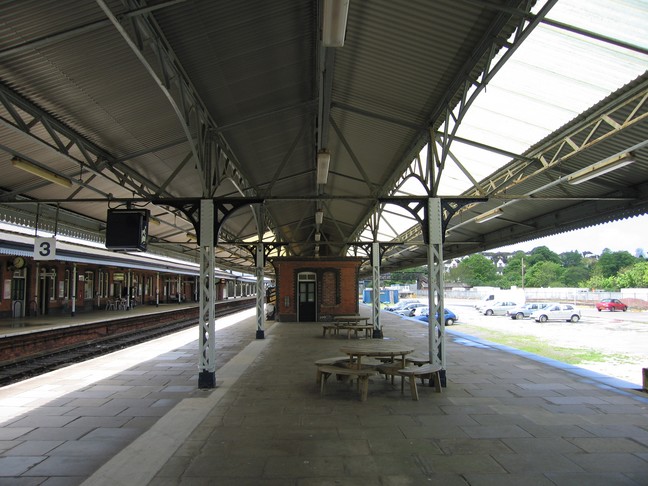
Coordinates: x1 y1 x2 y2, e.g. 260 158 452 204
348 242 400 263
241 242 289 266
152 197 263 244
379 197 487 244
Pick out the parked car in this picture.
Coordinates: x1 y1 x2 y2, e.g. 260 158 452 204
481 301 519 316
595 298 628 312
411 306 430 317
384 299 421 312
393 302 427 316
415 308 458 326
506 302 550 320
530 303 581 322
475 294 495 309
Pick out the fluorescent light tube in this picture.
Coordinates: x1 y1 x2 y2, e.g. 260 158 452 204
317 150 330 184
322 0 350 47
567 152 636 185
475 208 503 223
11 156 73 188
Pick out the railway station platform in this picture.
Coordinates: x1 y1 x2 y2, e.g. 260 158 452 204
0 300 205 336
1 308 647 485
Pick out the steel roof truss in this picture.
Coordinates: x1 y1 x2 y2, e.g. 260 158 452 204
357 0 556 240
96 0 255 199
480 82 648 200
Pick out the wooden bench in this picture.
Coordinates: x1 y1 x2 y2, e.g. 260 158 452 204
316 364 378 402
322 323 339 337
397 363 443 400
314 356 351 380
338 324 373 339
322 323 373 339
405 355 430 366
315 356 352 366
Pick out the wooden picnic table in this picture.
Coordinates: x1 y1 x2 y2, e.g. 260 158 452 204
322 315 373 339
339 341 414 370
333 315 370 325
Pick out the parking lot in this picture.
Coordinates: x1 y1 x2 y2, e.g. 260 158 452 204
423 299 648 387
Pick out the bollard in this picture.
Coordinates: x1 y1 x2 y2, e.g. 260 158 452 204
643 368 648 392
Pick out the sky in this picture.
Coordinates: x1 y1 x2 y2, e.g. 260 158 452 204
494 214 647 256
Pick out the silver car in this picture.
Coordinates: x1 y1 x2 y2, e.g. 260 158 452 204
394 302 427 317
481 301 519 316
507 302 549 320
530 303 581 323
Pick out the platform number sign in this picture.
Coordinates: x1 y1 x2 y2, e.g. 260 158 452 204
34 237 56 260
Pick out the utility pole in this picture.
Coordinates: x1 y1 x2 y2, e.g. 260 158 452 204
522 256 525 290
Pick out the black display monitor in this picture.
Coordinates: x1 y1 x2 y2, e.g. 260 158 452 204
105 209 149 251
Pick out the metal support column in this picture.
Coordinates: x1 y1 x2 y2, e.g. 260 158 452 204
255 243 265 339
427 197 446 386
371 241 383 338
34 262 40 315
198 199 217 388
126 271 131 309
155 272 159 306
71 263 77 317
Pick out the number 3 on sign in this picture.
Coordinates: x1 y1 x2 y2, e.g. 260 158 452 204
34 237 56 260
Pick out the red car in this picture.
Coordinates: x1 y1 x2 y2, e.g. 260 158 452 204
595 298 628 312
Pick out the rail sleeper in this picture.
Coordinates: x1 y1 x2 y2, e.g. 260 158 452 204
316 364 377 402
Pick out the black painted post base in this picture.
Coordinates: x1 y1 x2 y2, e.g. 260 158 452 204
372 329 384 339
439 369 447 388
198 370 216 389
256 329 265 339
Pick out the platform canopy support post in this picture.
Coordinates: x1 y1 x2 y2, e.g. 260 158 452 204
371 241 383 338
427 197 446 386
255 241 265 339
198 199 217 388
71 263 77 317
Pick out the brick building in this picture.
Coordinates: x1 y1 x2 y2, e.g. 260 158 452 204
271 257 363 322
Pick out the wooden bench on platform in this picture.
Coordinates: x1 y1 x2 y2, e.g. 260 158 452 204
322 323 339 337
322 323 373 339
376 361 442 400
316 364 378 402
404 355 430 366
398 363 443 400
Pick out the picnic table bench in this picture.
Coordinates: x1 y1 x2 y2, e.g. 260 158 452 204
322 316 373 339
377 362 442 400
316 364 378 402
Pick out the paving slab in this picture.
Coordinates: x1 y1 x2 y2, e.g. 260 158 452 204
1 307 647 485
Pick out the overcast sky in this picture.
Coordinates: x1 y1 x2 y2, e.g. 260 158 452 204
494 214 647 256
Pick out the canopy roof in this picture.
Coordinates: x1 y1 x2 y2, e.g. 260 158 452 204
0 0 646 275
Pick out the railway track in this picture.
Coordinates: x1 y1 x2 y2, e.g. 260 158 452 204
0 304 252 387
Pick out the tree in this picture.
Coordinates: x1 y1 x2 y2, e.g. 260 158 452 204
560 250 583 267
500 251 525 287
384 266 427 285
593 249 638 278
451 254 498 286
615 261 648 288
525 261 563 287
562 266 590 287
526 246 561 267
586 274 618 291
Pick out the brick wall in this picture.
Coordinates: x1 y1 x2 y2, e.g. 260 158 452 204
271 257 363 322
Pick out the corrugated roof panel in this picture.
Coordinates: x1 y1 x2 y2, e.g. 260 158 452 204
430 0 648 196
